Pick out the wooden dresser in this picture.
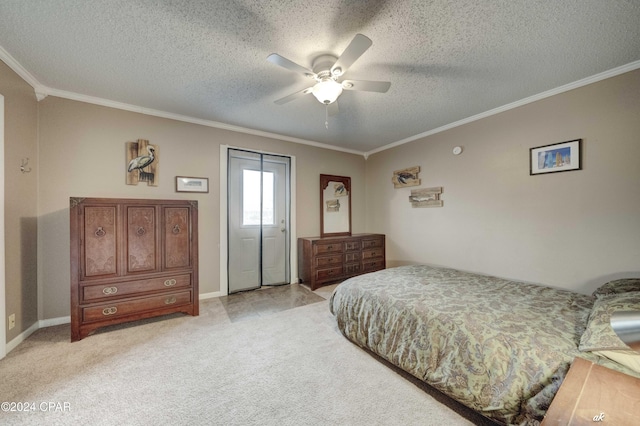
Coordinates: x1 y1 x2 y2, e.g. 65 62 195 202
542 357 640 425
298 234 385 290
70 197 198 341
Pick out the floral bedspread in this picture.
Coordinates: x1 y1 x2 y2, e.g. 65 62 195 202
329 265 596 425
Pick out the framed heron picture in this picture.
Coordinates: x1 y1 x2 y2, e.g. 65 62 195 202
126 139 158 186
530 139 582 175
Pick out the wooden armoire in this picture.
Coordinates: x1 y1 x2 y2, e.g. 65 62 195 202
70 197 199 341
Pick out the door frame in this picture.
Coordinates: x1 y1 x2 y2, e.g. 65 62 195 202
1 95 6 359
219 145 297 296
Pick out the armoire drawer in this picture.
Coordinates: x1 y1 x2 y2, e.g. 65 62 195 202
82 291 192 323
82 274 191 301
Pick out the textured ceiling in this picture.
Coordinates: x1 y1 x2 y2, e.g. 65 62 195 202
1 1 639 153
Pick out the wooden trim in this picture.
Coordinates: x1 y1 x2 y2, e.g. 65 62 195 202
542 357 640 425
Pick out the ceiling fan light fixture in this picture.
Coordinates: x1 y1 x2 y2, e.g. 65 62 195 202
312 79 343 104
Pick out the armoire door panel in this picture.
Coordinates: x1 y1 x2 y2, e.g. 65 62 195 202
83 206 118 278
164 207 190 269
126 206 157 273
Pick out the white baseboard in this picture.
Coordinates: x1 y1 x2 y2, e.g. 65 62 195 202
199 291 222 300
6 294 220 355
40 316 71 327
6 321 40 354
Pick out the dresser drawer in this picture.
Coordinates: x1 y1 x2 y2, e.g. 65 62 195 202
315 255 343 268
362 248 384 260
344 241 361 251
314 242 343 255
298 234 385 291
363 259 385 272
362 238 384 249
344 252 359 263
82 274 191 301
345 263 362 275
82 291 192 323
316 266 343 282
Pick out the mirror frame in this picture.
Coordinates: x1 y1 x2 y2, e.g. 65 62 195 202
320 174 352 238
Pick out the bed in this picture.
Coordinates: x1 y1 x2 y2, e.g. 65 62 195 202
329 264 640 425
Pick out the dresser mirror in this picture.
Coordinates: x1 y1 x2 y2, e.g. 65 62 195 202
320 174 351 237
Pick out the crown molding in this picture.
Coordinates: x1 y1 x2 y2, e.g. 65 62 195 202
43 87 364 156
0 44 363 156
3 43 638 159
364 60 640 157
0 45 48 98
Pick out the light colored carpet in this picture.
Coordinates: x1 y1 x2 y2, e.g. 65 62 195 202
0 297 494 425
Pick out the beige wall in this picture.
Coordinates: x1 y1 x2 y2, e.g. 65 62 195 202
3 55 639 329
37 97 366 319
0 61 39 341
366 69 640 294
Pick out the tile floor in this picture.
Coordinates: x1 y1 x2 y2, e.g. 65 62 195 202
218 282 338 323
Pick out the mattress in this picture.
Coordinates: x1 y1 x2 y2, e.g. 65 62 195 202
330 264 599 425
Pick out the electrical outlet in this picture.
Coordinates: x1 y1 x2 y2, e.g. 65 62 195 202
8 313 15 330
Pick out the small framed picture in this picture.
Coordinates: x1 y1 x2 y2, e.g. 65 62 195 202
392 166 421 188
176 176 209 193
530 139 582 175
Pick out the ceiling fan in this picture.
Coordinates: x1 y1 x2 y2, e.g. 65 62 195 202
267 34 391 116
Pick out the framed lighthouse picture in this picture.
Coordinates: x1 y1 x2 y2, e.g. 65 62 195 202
126 139 159 186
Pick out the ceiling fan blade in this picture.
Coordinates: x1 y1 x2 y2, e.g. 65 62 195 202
327 101 339 116
274 87 313 105
267 53 316 79
341 79 391 93
331 34 372 76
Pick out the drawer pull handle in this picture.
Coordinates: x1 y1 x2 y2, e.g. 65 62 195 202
165 297 177 305
95 227 106 237
164 279 177 287
327 245 333 250
102 307 118 316
136 226 146 236
102 286 118 295
172 224 181 234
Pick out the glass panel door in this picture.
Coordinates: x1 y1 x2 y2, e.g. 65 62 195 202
228 149 290 293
